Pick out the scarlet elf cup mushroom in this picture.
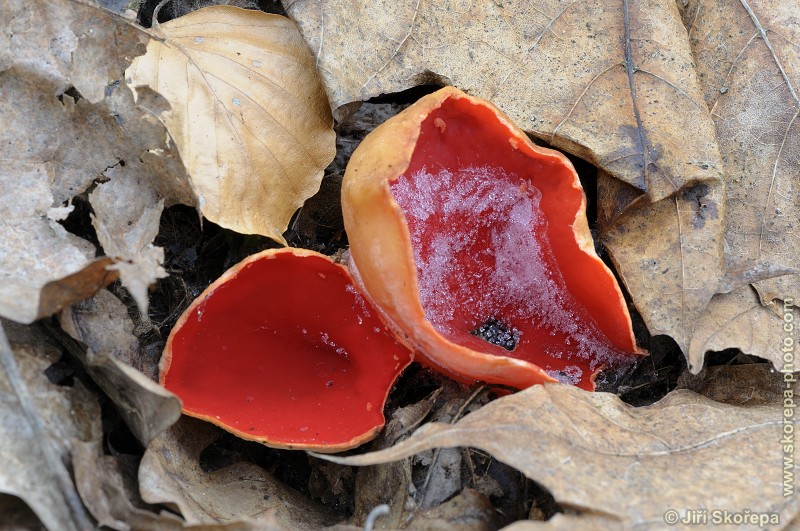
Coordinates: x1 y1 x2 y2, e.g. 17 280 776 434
342 87 644 391
160 248 413 452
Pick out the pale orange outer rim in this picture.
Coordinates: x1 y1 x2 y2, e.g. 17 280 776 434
342 86 642 390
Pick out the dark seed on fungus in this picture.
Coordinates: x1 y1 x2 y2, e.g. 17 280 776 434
471 318 520 351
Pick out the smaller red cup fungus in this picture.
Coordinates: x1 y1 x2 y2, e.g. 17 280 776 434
342 87 644 391
160 248 413 452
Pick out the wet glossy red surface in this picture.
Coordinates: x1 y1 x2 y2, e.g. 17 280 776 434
389 98 638 389
162 250 413 449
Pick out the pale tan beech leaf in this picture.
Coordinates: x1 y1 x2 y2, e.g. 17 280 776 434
127 6 336 243
314 384 799 528
285 0 722 201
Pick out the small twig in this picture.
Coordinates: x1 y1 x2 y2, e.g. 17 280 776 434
0 323 93 531
151 0 172 35
420 385 487 500
363 504 390 531
462 445 478 489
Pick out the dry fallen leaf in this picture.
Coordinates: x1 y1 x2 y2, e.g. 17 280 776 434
598 171 724 356
0 70 120 323
127 6 336 243
59 289 182 447
0 321 100 531
316 383 799 528
500 513 621 530
138 417 337 528
73 440 186 531
687 285 796 372
594 0 800 371
74 435 286 530
407 488 497 530
285 0 722 201
651 0 800 369
0 0 191 323
677 361 785 406
350 392 437 527
681 0 800 293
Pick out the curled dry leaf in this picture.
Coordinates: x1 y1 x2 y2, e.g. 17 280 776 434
286 0 722 200
315 384 799 528
0 0 191 323
138 417 337 528
59 290 181 447
350 390 439 527
0 321 100 531
75 437 287 530
90 176 167 318
73 440 186 531
126 6 336 243
687 285 797 373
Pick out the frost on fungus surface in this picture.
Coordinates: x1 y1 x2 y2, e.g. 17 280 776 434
342 87 641 390
391 165 625 386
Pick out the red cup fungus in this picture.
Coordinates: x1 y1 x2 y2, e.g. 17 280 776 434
160 248 413 452
341 87 644 391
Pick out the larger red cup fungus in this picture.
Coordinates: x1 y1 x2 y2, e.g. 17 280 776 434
160 248 413 452
342 87 644 391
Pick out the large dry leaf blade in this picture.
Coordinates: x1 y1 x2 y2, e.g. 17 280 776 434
316 384 798 527
0 0 141 323
685 0 800 284
681 0 800 294
285 0 722 201
127 7 336 243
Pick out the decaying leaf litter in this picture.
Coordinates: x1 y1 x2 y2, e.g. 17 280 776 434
0 0 797 529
